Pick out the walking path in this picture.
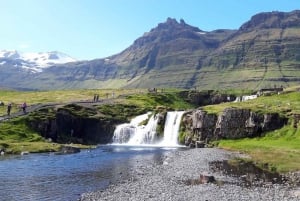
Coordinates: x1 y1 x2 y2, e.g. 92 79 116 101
0 98 116 122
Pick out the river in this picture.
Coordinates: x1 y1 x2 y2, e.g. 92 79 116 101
0 145 180 201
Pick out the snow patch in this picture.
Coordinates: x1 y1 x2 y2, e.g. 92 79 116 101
0 50 77 72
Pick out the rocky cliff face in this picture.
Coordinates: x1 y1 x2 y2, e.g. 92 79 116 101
26 105 125 145
55 108 117 144
182 108 288 147
178 90 236 106
26 104 289 147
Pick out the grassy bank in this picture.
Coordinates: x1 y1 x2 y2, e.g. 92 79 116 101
0 117 60 154
208 90 300 173
0 89 193 154
218 125 300 172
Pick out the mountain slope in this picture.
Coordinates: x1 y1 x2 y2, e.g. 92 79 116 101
1 10 300 90
196 10 300 89
26 18 235 89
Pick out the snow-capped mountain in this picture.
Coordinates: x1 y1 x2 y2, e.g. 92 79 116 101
0 50 77 73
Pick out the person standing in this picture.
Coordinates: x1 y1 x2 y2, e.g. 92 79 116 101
22 102 27 114
7 103 12 115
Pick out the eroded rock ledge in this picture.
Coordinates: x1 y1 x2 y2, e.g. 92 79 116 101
182 108 288 147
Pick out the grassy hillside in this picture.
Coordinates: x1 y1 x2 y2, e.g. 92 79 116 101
203 89 300 172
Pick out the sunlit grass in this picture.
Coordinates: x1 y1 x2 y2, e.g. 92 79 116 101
218 125 300 172
0 89 150 115
203 91 300 115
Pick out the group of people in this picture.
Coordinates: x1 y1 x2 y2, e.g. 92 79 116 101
4 102 27 116
93 94 100 102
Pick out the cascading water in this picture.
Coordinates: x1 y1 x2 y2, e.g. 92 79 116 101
113 112 158 145
158 111 185 146
112 111 184 147
113 112 151 144
127 115 158 145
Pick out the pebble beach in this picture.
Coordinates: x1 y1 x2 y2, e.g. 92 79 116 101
80 148 300 201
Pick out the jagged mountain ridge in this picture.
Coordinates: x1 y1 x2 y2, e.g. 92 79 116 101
1 10 300 90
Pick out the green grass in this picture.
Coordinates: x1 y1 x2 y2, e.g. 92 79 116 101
125 92 195 110
0 117 60 154
203 91 300 115
211 89 300 173
0 117 42 142
0 89 150 115
218 125 300 172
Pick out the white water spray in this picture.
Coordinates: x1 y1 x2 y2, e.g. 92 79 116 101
112 112 158 145
112 111 184 147
158 111 185 146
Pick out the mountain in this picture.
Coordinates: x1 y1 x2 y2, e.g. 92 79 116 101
200 10 300 88
0 50 76 73
1 10 300 90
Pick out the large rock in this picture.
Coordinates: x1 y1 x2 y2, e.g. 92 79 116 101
26 105 123 145
183 108 288 145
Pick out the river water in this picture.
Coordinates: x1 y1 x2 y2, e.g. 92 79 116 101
0 145 180 201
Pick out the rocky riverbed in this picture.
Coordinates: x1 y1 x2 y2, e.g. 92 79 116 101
80 148 300 201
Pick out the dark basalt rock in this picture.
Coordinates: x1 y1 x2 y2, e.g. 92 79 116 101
182 108 288 146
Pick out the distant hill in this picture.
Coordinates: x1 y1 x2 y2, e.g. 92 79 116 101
1 10 300 90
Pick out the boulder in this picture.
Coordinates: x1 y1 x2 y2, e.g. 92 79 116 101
58 145 80 154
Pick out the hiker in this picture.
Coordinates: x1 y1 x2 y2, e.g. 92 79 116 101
21 102 27 113
7 103 12 115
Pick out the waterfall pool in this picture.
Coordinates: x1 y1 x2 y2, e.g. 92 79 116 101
0 145 183 201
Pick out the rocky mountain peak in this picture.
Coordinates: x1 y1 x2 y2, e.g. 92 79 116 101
131 18 204 48
240 10 300 31
153 17 202 33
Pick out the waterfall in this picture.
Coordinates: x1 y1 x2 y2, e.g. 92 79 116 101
112 111 184 147
234 95 258 102
126 115 158 145
158 111 185 146
112 112 158 145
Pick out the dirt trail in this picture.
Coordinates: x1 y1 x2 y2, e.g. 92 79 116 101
0 98 116 122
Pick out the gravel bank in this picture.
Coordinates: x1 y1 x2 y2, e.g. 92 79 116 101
80 148 300 201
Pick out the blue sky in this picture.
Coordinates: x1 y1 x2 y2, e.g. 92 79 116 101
0 0 299 60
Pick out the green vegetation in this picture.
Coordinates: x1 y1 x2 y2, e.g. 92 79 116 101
0 89 148 115
96 103 149 122
0 87 300 174
203 91 300 115
0 117 60 154
0 89 194 154
125 92 195 110
218 125 300 172
210 90 300 173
